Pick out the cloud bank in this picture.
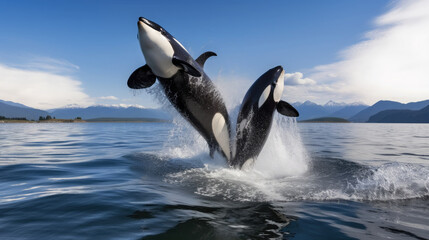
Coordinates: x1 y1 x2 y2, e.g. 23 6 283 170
0 61 94 110
284 72 316 86
15 56 81 74
287 0 429 104
99 96 118 100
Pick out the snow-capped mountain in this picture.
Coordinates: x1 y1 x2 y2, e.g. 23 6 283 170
292 101 369 120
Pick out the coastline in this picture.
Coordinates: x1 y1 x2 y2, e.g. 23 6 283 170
0 118 170 123
0 119 86 123
299 117 351 123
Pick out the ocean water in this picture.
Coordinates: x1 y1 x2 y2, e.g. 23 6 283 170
0 120 428 239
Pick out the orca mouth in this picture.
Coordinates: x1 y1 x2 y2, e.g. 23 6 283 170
138 17 163 32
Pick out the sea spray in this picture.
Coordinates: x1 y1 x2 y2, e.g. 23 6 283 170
146 73 308 171
216 73 310 177
163 115 211 160
348 162 429 200
150 73 312 201
144 81 230 163
147 73 310 176
139 82 429 202
254 115 310 178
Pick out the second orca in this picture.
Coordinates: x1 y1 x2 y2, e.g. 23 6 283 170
232 66 299 168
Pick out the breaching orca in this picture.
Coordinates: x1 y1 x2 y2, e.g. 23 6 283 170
128 17 231 161
232 66 299 168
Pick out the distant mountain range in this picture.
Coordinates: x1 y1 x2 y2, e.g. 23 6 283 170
0 100 170 121
368 105 429 123
292 100 429 123
0 100 31 109
349 100 429 122
0 101 48 121
1 99 429 123
292 101 368 121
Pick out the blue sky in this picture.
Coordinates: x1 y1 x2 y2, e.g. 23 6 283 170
1 0 428 109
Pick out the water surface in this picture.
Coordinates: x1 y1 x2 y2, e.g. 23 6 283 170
0 121 428 239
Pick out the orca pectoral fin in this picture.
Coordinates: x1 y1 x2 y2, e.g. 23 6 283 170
172 56 202 77
127 65 156 89
277 100 299 117
196 51 217 68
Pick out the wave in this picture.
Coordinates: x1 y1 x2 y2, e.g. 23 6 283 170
127 146 428 202
162 159 429 202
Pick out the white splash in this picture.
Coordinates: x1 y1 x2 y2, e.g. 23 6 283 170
253 115 309 178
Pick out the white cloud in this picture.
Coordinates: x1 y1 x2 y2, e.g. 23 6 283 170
284 72 316 86
98 96 118 100
304 0 429 104
0 62 94 110
13 56 80 73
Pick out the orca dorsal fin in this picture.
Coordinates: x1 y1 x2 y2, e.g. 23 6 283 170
277 100 299 117
196 51 217 68
172 56 202 77
127 65 156 89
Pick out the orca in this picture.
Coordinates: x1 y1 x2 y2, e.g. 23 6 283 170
231 66 299 168
128 17 231 161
